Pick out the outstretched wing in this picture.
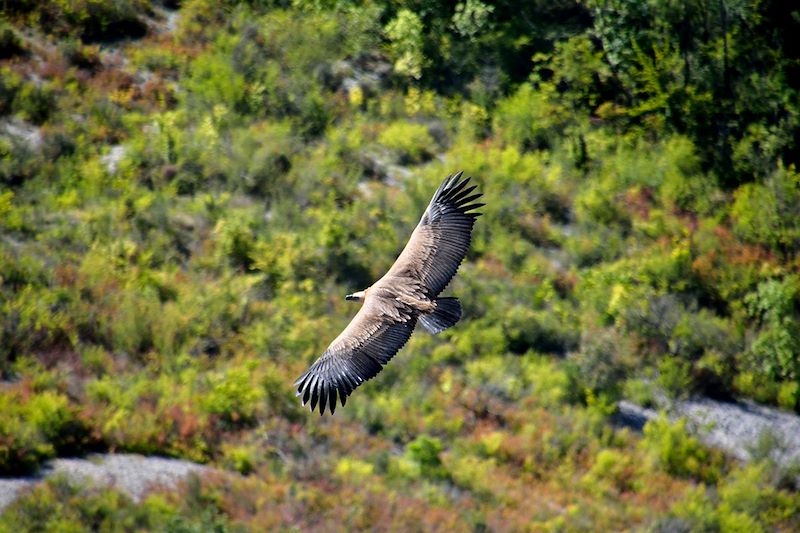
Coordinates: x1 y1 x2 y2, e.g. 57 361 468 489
294 297 416 415
386 171 484 297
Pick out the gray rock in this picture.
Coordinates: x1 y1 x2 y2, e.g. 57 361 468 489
0 454 208 512
674 398 800 464
1 119 42 150
618 397 800 465
101 145 126 174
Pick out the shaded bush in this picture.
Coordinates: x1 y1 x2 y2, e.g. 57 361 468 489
0 22 26 59
12 82 55 125
568 328 630 397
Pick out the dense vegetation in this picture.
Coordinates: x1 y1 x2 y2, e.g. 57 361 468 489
2 0 800 529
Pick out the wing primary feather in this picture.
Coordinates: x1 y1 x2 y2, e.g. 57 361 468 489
319 385 328 416
295 374 308 396
461 202 485 212
349 357 370 382
444 176 470 200
334 366 350 395
309 383 320 412
329 387 338 414
446 171 463 191
339 372 351 396
451 185 478 204
303 373 319 405
349 367 364 386
433 174 453 201
307 372 320 395
449 170 465 185
456 192 483 206
343 363 360 387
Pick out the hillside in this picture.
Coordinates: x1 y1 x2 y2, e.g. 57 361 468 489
2 0 800 530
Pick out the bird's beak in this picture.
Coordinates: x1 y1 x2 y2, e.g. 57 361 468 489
345 290 365 301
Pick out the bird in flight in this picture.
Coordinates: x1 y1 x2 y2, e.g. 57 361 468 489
295 172 483 414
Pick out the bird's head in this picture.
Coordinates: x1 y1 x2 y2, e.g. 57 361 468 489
345 289 366 303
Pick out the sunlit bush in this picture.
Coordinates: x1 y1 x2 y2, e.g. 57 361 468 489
494 83 566 150
640 416 723 483
732 166 800 253
377 121 436 164
0 389 88 474
583 448 636 494
202 363 265 426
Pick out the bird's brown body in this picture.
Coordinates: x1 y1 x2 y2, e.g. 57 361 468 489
295 172 483 414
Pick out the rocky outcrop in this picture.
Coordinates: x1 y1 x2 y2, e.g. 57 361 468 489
618 397 800 465
0 454 209 511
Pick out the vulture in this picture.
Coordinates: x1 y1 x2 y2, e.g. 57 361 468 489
294 171 483 415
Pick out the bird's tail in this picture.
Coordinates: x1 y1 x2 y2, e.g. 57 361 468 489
419 297 462 334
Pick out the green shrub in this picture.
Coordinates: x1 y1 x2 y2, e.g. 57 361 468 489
384 9 425 79
494 83 566 150
1 285 75 359
640 415 722 483
666 485 720 532
657 137 716 213
377 121 435 164
573 183 631 230
404 435 449 481
716 462 800 532
732 166 800 253
0 68 22 116
503 305 578 355
12 82 55 125
622 377 656 408
568 328 629 397
0 190 23 231
221 442 260 475
201 364 264 425
109 288 160 356
59 38 101 70
54 0 149 41
656 357 693 399
744 277 800 384
213 216 256 271
584 448 636 493
668 310 739 362
184 51 248 113
733 122 788 181
443 454 497 497
0 22 25 59
0 389 87 474
465 355 525 400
